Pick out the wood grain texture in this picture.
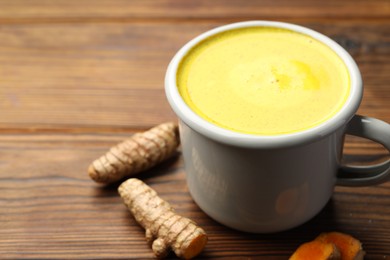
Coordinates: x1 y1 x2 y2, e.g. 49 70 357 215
0 0 389 259
0 0 389 20
1 134 389 259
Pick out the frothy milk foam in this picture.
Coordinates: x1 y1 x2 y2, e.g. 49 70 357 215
177 27 350 135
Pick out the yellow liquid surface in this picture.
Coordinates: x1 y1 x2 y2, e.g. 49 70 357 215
177 27 350 135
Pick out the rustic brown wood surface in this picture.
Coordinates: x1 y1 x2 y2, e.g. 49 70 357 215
1 1 389 259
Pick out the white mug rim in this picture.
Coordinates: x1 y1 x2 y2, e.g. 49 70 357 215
165 21 363 149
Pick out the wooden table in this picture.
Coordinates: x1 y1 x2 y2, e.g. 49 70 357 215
1 1 389 259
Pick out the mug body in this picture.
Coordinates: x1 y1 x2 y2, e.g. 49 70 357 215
165 21 363 233
180 120 345 232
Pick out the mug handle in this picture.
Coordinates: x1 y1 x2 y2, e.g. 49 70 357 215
337 115 390 186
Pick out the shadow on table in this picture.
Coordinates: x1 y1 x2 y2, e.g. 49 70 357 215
197 198 358 259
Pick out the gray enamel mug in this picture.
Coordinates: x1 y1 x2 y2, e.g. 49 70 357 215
165 21 390 233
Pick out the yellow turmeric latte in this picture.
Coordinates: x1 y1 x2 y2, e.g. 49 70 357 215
177 27 350 135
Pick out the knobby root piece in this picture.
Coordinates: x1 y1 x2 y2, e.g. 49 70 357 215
316 232 365 260
290 240 341 260
118 178 208 259
88 122 180 184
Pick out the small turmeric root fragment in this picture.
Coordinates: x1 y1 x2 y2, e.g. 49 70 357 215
290 240 341 260
290 232 365 260
88 122 180 184
316 232 365 260
118 178 208 259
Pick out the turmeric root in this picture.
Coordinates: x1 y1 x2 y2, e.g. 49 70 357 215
290 240 341 260
290 232 365 260
118 178 208 259
316 232 365 260
88 122 180 184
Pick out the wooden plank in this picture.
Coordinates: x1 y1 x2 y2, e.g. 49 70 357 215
0 0 389 20
0 134 389 258
1 1 389 259
0 21 389 131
